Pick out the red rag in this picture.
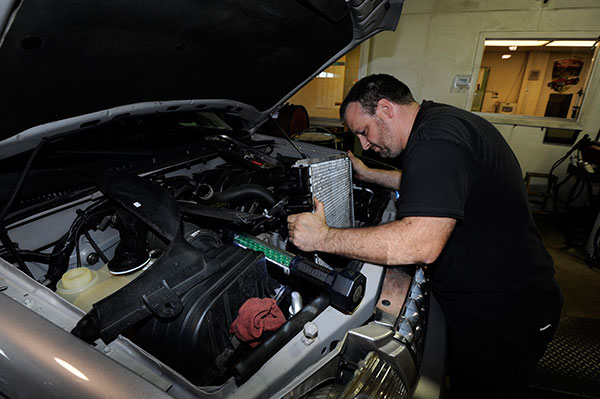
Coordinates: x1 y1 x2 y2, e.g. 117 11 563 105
230 298 286 347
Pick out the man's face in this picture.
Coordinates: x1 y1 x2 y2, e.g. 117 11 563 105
344 102 401 158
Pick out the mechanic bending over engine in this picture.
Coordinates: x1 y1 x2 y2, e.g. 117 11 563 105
287 74 563 399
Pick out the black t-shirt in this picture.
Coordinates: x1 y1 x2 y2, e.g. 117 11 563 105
396 100 562 333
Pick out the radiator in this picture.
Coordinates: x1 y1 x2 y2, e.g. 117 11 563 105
294 154 355 228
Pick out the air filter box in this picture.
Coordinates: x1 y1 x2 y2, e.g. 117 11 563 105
133 244 270 385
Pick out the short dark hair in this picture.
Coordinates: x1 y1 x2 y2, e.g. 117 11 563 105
340 74 415 120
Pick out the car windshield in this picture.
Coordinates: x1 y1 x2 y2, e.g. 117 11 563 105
189 112 233 130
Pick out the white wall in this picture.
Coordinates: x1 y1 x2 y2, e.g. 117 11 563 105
366 0 600 180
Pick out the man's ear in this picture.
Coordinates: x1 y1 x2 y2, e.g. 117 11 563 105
376 98 394 120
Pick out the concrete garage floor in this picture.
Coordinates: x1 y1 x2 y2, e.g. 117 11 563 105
527 217 600 399
539 217 600 320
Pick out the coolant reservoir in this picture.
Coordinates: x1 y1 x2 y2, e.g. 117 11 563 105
56 265 143 312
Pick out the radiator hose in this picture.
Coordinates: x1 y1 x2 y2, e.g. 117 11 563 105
211 184 275 208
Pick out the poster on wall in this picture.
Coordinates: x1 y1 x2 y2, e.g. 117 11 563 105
547 58 583 92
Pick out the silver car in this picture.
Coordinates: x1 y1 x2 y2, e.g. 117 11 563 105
0 1 445 398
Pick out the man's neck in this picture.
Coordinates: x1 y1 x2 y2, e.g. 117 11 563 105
395 102 420 150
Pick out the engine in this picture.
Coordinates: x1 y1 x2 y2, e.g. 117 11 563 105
1 133 391 387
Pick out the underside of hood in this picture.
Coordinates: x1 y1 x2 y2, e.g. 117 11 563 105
0 0 402 148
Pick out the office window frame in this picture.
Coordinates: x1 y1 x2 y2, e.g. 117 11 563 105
467 31 600 129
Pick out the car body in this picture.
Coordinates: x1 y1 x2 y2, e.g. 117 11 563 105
0 1 445 398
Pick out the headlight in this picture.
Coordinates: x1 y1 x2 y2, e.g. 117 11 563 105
337 352 411 399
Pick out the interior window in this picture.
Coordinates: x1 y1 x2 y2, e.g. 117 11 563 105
288 46 361 120
472 39 599 120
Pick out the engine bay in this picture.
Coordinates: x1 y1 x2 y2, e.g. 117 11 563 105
0 124 396 390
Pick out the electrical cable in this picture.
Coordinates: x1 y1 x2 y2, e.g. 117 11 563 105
75 233 82 268
0 231 33 278
506 53 529 103
84 231 109 264
0 139 47 225
0 138 48 278
0 199 112 284
548 134 592 205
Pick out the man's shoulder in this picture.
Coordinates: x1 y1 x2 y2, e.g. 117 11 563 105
415 101 491 141
412 106 471 141
419 101 474 123
407 101 483 156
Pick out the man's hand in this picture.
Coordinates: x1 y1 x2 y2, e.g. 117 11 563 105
347 150 370 181
348 150 402 190
287 198 330 252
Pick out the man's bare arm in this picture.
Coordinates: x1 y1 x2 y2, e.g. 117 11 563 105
348 151 401 190
320 217 455 265
287 199 456 265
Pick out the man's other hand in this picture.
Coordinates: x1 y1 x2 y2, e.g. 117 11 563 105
347 150 369 181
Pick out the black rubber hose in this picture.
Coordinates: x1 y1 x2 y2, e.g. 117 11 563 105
232 294 329 383
0 250 54 264
212 184 275 208
0 230 34 278
84 231 109 264
45 235 75 285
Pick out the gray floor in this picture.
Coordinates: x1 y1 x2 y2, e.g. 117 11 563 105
540 220 600 320
529 217 600 398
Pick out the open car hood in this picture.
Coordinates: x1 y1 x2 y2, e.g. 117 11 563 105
0 0 402 159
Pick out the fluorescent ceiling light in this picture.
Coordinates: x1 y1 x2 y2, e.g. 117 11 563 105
546 40 597 47
501 54 512 59
485 40 549 46
317 72 335 78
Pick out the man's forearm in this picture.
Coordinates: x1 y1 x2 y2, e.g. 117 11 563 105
361 168 402 190
317 217 455 265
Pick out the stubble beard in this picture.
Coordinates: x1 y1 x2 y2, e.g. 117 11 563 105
375 117 396 158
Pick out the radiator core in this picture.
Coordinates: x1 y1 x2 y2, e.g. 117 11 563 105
294 154 354 228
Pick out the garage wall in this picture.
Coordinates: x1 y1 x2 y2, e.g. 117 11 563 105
366 0 600 180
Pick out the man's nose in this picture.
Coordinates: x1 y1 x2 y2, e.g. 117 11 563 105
358 135 370 150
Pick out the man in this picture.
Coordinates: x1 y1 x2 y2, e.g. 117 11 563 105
287 74 562 398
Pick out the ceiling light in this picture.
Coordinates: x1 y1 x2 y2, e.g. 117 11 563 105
501 54 512 59
317 71 335 78
546 40 597 47
508 46 518 51
485 40 549 46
